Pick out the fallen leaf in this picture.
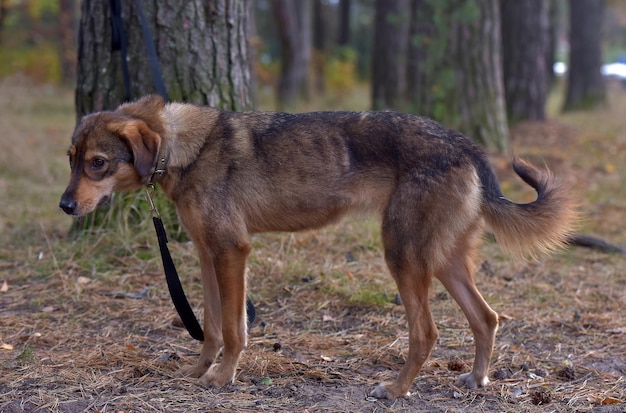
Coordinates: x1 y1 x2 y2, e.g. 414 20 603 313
600 396 622 405
1 343 14 351
126 344 137 351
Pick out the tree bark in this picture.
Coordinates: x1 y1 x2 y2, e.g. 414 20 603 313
0 0 8 44
337 0 351 46
371 0 409 110
406 0 437 115
406 0 509 150
546 0 563 88
76 0 252 118
452 0 509 150
563 0 606 111
313 0 325 94
272 0 312 110
501 0 549 124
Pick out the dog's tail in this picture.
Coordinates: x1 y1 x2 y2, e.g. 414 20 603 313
479 157 578 259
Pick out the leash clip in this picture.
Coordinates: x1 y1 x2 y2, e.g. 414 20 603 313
145 184 161 219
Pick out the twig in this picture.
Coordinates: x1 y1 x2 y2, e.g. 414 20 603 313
567 233 626 255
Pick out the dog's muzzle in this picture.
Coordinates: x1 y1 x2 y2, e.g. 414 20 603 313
59 194 77 215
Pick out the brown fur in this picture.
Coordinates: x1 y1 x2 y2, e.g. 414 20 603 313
60 95 578 399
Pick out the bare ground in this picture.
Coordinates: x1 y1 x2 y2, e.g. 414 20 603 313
0 78 625 412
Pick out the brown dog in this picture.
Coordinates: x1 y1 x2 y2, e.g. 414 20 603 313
60 95 577 399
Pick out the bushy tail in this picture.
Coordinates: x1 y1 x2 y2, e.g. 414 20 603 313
480 157 578 259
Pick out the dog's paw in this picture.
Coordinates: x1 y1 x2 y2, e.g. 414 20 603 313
455 372 489 389
369 383 410 400
198 363 236 388
179 362 210 379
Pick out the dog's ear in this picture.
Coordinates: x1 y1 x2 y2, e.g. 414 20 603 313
117 95 167 135
108 120 161 181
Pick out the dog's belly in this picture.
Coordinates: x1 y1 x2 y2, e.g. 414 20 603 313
243 181 391 233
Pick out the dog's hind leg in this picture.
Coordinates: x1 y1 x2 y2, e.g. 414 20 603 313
435 227 499 389
370 196 439 399
371 261 438 399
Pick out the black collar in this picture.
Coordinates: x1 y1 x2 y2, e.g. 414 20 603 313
150 156 167 183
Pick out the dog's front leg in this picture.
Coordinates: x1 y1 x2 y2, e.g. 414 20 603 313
183 252 223 378
199 243 250 388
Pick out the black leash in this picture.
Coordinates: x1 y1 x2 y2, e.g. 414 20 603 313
146 187 256 340
152 213 205 341
109 0 131 102
109 2 255 341
110 0 169 103
134 0 169 102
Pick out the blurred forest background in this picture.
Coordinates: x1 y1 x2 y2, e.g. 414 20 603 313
1 0 626 150
2 0 626 232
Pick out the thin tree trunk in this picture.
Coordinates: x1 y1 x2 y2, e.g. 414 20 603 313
371 0 409 110
406 0 437 115
272 0 312 110
452 0 509 150
405 0 509 151
0 0 8 44
337 0 351 46
313 0 325 94
501 0 549 124
563 0 606 111
546 0 563 88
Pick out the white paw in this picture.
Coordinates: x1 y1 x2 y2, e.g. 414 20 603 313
456 372 489 389
369 383 410 400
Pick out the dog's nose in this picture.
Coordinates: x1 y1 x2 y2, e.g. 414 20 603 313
59 197 77 215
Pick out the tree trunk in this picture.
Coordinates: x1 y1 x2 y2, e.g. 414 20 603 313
73 0 252 235
371 0 409 110
452 0 509 150
0 0 8 44
501 0 549 124
272 0 312 110
76 0 252 118
313 0 325 94
563 0 606 111
337 0 351 46
406 0 509 151
406 0 438 115
546 0 564 88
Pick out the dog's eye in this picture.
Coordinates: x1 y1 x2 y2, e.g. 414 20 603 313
91 158 107 170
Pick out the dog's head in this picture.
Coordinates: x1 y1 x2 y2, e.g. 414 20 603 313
59 95 165 216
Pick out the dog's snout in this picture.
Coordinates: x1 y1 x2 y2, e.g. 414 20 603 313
59 196 77 215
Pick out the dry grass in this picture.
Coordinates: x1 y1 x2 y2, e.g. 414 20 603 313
1 77 625 412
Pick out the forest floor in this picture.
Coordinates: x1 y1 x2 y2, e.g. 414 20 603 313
0 76 625 413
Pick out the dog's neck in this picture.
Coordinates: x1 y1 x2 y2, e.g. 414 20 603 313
153 102 220 193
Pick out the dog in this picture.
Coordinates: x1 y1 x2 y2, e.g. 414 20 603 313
59 95 577 399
